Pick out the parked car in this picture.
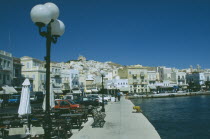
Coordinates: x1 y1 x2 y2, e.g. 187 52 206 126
30 92 37 103
88 97 100 106
75 96 99 106
35 91 44 102
98 95 111 103
54 99 80 110
8 95 20 105
63 95 74 100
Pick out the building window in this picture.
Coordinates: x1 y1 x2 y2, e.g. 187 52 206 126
7 61 10 67
4 60 6 68
15 69 19 77
33 75 35 80
27 62 29 68
7 75 9 80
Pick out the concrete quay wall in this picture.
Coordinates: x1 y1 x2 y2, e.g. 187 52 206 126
71 97 160 139
127 92 210 99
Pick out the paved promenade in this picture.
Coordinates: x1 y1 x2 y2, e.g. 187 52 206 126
71 96 160 139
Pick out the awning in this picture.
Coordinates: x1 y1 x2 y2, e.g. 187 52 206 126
91 89 98 92
53 90 63 94
72 90 82 94
201 85 206 88
85 90 92 93
160 86 173 88
119 87 129 92
149 86 156 89
182 86 188 89
2 85 17 94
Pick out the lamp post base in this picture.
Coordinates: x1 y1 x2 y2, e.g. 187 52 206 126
43 113 52 138
101 107 105 112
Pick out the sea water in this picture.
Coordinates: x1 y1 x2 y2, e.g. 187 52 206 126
131 95 210 139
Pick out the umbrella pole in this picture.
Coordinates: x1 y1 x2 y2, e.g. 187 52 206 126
26 114 30 135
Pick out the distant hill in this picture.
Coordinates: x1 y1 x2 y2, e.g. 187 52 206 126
66 58 156 71
144 66 157 71
106 62 122 67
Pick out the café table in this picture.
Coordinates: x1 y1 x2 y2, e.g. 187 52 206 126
60 113 83 130
76 108 88 122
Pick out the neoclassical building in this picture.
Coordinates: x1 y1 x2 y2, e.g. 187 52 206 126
20 56 46 92
127 65 149 93
0 50 13 87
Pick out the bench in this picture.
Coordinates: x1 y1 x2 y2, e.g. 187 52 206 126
91 109 106 128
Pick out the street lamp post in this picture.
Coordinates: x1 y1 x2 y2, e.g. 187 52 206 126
30 2 65 138
100 71 105 112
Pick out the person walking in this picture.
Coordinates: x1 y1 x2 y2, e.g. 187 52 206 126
0 97 3 109
115 92 117 102
1 94 6 108
117 92 121 101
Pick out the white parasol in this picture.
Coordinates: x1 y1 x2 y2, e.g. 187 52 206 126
42 82 55 111
18 78 31 116
18 78 31 135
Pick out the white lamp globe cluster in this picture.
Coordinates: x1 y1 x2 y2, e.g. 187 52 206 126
30 2 65 36
100 70 106 76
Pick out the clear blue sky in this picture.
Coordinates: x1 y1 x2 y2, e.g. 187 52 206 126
0 0 210 69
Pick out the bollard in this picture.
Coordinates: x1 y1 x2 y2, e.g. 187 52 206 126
133 106 142 113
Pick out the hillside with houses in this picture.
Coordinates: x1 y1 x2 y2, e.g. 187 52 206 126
1 50 210 96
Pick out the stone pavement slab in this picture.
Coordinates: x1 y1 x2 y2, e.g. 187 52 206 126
71 96 160 139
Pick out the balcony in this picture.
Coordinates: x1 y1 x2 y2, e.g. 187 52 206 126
62 80 69 84
22 66 46 72
52 72 61 77
132 79 139 84
0 66 12 72
140 82 148 85
140 72 145 77
0 50 12 57
53 83 62 88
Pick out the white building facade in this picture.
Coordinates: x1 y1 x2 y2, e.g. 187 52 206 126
0 50 13 87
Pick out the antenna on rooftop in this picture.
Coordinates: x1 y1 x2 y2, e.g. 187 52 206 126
7 31 12 54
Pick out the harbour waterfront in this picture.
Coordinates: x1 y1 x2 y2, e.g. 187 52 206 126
127 91 210 99
71 97 160 139
131 95 210 139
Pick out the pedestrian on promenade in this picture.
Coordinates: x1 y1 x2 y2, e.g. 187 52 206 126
1 94 6 108
0 97 3 109
117 92 121 101
4 95 8 107
115 92 117 102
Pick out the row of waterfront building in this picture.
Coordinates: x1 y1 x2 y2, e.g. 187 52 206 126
1 50 210 95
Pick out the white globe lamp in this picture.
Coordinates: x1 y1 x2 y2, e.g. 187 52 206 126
30 4 51 26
